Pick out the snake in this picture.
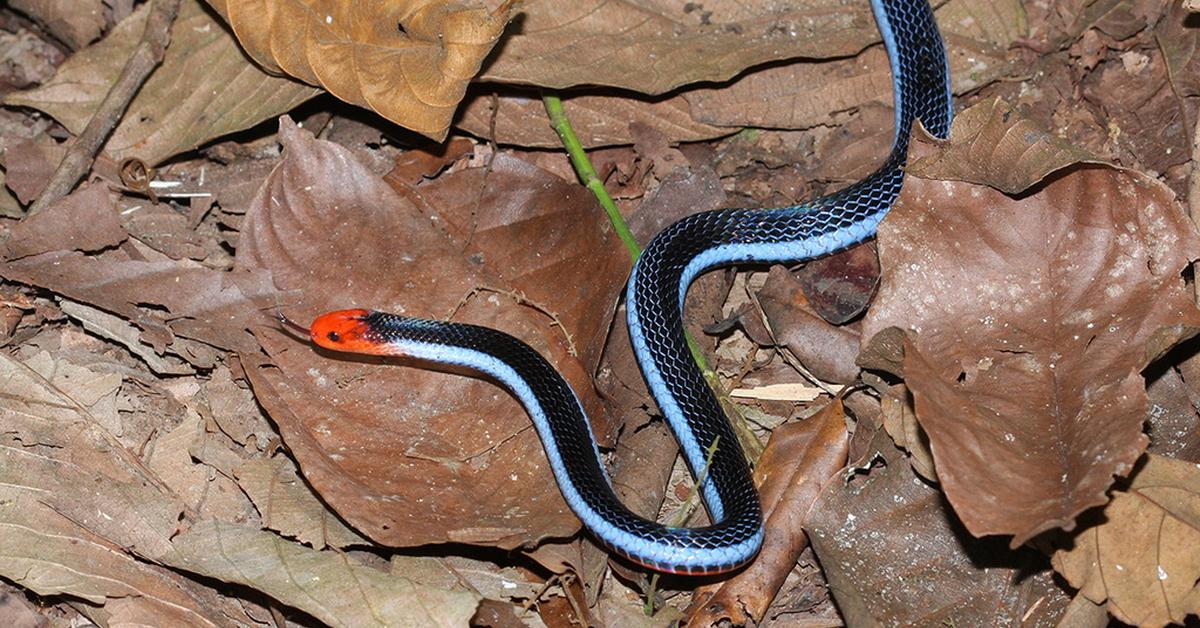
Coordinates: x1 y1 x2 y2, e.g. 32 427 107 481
298 0 953 575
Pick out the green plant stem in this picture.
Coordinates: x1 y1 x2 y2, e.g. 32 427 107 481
543 94 641 259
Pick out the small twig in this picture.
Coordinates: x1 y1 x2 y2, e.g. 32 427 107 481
449 285 578 357
28 0 181 215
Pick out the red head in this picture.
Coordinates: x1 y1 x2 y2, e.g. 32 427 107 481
309 309 387 354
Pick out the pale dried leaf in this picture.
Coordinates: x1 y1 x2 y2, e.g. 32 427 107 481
5 0 319 165
205 0 512 140
9 0 104 49
480 0 1021 95
165 519 480 628
0 496 232 626
234 457 370 550
0 351 183 559
1052 455 1200 627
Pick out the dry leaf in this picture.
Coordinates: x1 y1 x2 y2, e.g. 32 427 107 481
0 351 183 559
166 519 480 628
905 98 1102 194
480 0 1020 96
234 457 371 550
238 119 625 549
5 0 319 165
0 496 235 626
1052 454 1200 627
756 266 862 385
688 400 848 626
806 429 1072 626
0 183 124 261
205 0 512 140
8 0 104 49
864 131 1200 544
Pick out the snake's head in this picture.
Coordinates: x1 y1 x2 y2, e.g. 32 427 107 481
310 309 384 354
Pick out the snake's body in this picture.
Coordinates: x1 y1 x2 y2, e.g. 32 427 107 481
308 0 952 574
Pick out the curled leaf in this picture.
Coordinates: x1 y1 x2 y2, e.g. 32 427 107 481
205 0 513 140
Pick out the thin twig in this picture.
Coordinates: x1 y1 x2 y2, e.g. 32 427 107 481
28 0 181 215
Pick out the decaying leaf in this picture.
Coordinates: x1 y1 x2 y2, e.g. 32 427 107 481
863 102 1200 545
905 98 1103 194
688 400 848 626
238 118 626 549
1052 454 1200 627
480 0 1021 96
166 519 480 628
0 351 183 560
8 0 104 49
806 430 1072 626
0 496 234 626
204 0 513 140
234 456 371 550
5 0 319 165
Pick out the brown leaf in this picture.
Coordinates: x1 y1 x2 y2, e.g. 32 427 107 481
687 399 848 626
204 0 512 140
0 496 237 627
0 351 183 560
905 98 1103 194
5 0 319 165
807 429 1072 626
479 0 1022 96
8 0 105 49
165 519 481 627
1052 454 1200 627
0 137 62 204
863 160 1200 545
0 183 125 260
0 247 275 358
455 91 730 149
237 118 624 549
756 266 862 385
234 457 371 550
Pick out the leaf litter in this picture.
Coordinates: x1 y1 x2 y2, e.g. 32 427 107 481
0 0 1198 626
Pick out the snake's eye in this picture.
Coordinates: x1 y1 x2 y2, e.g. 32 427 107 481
326 331 341 342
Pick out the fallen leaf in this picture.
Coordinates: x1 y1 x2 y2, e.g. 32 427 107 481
756 266 862 385
205 0 512 140
0 496 238 626
454 91 730 149
8 0 104 49
1052 454 1200 627
806 429 1072 626
165 519 480 628
864 119 1200 544
234 457 371 550
0 351 183 559
5 0 319 165
0 183 124 261
905 98 1103 194
479 0 1020 97
237 118 623 549
688 399 848 626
